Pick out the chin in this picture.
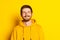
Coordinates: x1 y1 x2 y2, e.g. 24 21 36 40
25 19 30 21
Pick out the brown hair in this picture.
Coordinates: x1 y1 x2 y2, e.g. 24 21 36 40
20 5 33 16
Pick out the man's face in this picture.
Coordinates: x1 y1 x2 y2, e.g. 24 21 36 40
21 8 32 21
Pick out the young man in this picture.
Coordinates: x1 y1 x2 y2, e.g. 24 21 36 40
10 5 44 40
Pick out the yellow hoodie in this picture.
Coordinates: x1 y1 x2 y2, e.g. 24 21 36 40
10 19 44 40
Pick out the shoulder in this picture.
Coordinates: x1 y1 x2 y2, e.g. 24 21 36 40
13 25 20 31
35 24 43 30
35 23 41 28
14 25 23 31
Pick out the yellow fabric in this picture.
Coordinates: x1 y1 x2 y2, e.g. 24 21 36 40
11 19 44 40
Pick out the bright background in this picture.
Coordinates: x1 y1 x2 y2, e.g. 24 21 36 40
0 0 60 40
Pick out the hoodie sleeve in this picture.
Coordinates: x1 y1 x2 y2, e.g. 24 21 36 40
38 25 44 40
10 28 17 40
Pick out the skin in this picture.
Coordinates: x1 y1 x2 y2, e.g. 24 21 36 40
21 8 32 26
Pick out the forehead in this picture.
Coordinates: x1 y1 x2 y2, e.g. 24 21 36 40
22 8 31 12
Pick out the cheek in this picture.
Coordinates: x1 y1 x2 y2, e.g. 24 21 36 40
22 13 25 16
29 13 32 16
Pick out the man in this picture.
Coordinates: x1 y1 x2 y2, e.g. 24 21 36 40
10 5 44 40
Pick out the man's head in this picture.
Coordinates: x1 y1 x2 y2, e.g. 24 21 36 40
20 5 33 21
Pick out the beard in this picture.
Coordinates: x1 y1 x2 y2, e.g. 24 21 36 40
22 15 32 22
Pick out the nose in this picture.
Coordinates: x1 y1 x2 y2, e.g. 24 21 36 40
25 12 28 16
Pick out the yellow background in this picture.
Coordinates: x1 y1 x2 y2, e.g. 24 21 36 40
0 0 60 40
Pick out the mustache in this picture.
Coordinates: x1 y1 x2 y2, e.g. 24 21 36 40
24 15 30 17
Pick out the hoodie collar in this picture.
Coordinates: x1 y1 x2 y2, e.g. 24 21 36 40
19 19 36 27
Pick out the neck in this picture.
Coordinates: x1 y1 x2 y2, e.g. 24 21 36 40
22 20 32 26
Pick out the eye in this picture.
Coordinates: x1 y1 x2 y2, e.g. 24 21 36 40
22 11 25 13
28 11 31 13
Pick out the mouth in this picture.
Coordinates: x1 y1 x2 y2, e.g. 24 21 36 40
24 16 30 17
